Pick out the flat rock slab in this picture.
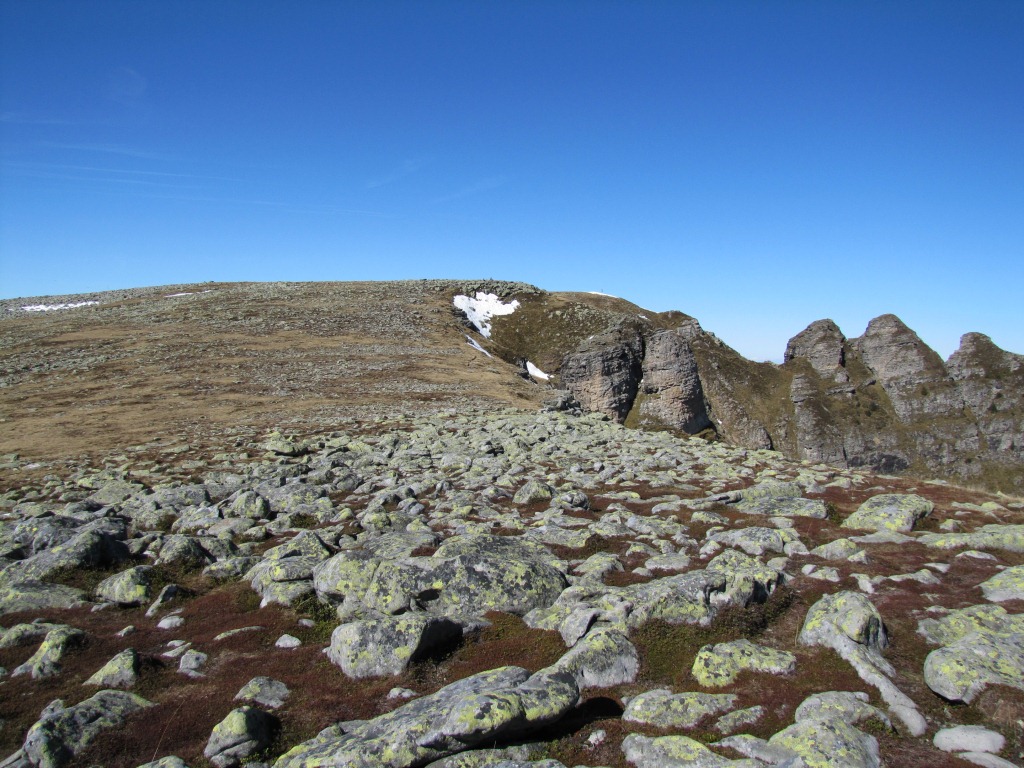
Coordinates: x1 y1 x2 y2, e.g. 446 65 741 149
919 604 1024 702
769 717 881 768
979 565 1024 603
623 689 736 729
621 733 751 767
842 493 933 533
691 639 796 687
934 725 1006 754
275 666 579 768
0 581 87 615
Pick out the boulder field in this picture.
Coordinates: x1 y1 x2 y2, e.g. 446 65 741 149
1 406 1022 767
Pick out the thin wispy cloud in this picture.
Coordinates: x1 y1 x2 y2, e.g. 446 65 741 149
432 175 508 204
4 162 239 183
37 142 169 160
365 158 431 189
106 190 392 217
0 112 83 126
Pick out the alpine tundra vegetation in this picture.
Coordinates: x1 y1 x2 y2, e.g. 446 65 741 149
0 280 1022 768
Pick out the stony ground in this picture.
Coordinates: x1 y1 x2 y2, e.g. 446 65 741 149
2 282 1023 768
1 406 1023 768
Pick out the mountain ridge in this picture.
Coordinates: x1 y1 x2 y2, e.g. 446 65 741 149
2 279 1021 494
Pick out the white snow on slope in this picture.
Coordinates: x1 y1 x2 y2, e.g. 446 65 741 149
165 290 213 298
453 292 520 338
586 291 619 298
526 361 550 380
465 335 493 357
21 301 99 312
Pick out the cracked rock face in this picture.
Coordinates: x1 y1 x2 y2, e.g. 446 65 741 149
633 330 711 433
785 319 847 381
559 323 645 423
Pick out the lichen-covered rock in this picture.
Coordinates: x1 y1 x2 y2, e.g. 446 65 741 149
84 648 139 688
623 550 784 630
707 526 797 557
621 733 750 767
811 538 861 560
0 530 128 586
622 688 736 729
551 626 638 688
311 549 380 612
918 602 1024 702
714 734 800 765
799 592 926 736
799 592 887 652
135 757 190 768
919 524 1024 553
0 621 65 648
512 479 553 505
691 639 796 687
979 565 1024 603
923 630 1024 703
426 536 568 617
153 535 216 570
245 556 318 607
95 565 153 606
703 549 785 608
22 690 152 768
0 581 88 615
713 705 765 735
274 666 578 768
735 495 829 518
203 706 276 768
769 717 881 768
917 604 1024 647
794 691 891 731
12 626 85 679
235 677 290 710
737 481 804 504
327 615 462 678
842 494 933 533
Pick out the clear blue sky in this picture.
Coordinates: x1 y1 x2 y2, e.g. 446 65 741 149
2 1 1022 362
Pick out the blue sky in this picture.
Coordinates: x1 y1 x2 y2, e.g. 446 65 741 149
2 1 1022 362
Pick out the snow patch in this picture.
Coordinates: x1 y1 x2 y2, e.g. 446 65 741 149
526 361 550 381
20 301 99 312
165 290 213 298
453 292 520 338
586 291 619 298
465 335 493 358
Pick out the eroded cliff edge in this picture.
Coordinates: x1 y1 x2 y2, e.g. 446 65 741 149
482 290 1023 493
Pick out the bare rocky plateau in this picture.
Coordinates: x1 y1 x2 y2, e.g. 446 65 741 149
0 280 1022 768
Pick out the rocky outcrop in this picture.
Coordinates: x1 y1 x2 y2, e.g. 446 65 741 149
629 330 711 433
784 319 847 381
555 306 1023 491
948 332 1024 466
558 322 644 422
